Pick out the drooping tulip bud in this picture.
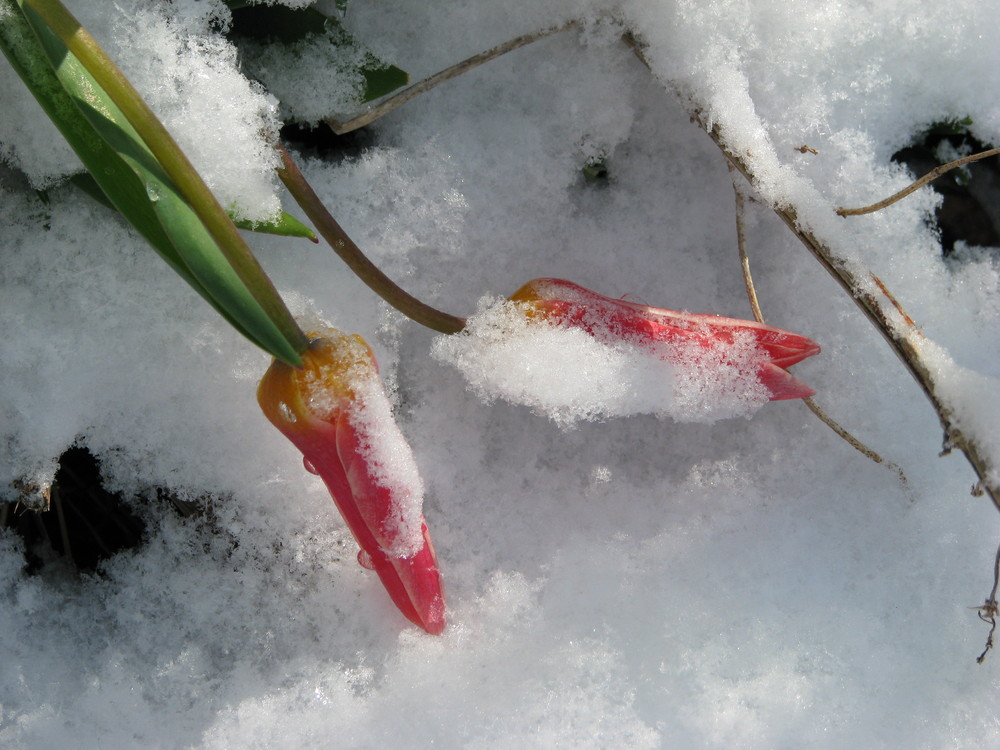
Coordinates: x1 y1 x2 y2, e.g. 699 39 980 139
258 330 445 634
510 278 819 400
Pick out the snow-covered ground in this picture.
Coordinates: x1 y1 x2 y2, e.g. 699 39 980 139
3 0 1000 746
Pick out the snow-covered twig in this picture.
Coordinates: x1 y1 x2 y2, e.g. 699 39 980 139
705 112 1000 515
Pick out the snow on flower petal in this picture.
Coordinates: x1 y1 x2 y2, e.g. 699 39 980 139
432 278 819 427
258 330 445 635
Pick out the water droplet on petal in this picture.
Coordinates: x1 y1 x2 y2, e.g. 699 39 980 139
357 549 375 570
302 457 318 474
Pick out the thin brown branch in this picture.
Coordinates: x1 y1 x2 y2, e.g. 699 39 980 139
731 169 907 483
714 122 1000 515
730 171 764 323
276 143 466 334
625 27 1000 515
328 21 580 135
976 541 1000 663
801 397 908 485
837 147 1000 217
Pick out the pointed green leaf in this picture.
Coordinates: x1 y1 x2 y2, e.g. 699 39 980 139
73 172 317 241
232 211 317 241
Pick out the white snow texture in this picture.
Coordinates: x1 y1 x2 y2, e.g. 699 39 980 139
2 0 1000 747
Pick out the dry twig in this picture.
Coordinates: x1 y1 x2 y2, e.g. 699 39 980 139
624 33 1000 516
730 171 908 484
686 103 1000 515
328 21 580 135
976 542 1000 663
730 175 764 323
837 147 1000 216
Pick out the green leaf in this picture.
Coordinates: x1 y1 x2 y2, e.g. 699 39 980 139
3 0 306 365
359 60 408 104
232 211 317 241
71 172 317 241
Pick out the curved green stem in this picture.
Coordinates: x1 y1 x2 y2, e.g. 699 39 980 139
276 143 466 334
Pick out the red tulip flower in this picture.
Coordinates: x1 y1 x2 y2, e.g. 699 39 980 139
258 330 445 634
509 278 820 401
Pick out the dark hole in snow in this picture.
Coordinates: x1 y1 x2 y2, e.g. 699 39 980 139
280 122 378 163
582 157 610 185
892 129 1000 255
2 446 145 574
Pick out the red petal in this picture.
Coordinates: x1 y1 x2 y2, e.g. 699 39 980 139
258 334 446 635
511 278 820 375
757 362 816 401
336 410 446 635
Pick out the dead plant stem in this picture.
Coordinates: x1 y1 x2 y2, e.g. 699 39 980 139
976 542 1000 663
328 21 580 135
731 170 907 482
718 124 1000 514
837 147 1000 217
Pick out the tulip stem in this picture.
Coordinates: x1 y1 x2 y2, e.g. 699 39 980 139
276 143 467 334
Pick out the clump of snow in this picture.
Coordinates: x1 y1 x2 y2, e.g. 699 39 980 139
921 336 1000 487
432 297 771 427
96 0 283 222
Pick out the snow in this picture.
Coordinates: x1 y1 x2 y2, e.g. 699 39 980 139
3 0 1000 747
237 31 368 126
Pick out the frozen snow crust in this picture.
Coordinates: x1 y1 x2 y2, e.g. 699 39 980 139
3 0 1000 747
